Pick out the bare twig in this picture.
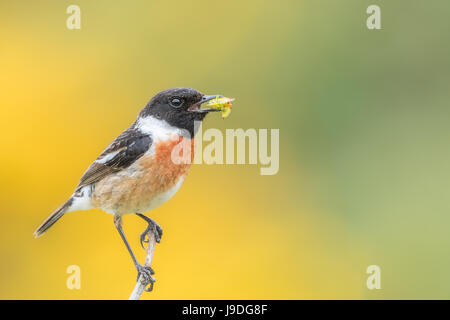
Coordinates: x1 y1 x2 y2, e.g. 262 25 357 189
129 230 156 300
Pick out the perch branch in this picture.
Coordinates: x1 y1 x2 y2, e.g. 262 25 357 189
129 229 156 300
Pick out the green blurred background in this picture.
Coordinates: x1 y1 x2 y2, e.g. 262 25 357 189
1 0 450 299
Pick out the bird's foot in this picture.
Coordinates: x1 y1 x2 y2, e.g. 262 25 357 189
139 218 163 248
136 264 155 292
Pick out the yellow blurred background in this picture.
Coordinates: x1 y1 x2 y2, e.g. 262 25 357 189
1 0 450 299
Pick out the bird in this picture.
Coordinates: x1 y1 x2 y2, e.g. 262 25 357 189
34 87 223 287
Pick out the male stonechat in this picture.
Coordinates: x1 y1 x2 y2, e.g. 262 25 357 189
34 87 225 286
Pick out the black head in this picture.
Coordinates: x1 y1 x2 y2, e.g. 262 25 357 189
139 87 221 136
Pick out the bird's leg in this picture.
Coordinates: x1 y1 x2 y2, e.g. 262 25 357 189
113 215 155 289
136 213 163 248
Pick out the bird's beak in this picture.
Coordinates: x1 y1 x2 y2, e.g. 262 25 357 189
188 95 223 113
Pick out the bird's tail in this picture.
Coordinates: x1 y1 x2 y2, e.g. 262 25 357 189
34 198 74 238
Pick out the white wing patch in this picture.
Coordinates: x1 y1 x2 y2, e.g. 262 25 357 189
94 150 120 164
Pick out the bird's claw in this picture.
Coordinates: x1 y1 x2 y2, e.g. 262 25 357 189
136 264 155 291
139 221 163 248
139 231 149 249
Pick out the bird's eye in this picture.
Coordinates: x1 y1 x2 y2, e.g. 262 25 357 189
169 97 184 108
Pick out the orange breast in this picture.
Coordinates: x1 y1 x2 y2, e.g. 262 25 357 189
91 136 194 215
138 136 193 189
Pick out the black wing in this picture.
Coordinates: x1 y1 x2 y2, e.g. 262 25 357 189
76 128 152 191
